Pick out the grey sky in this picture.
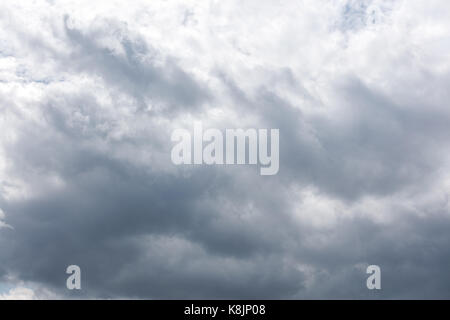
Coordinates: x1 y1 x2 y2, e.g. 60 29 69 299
1 0 450 299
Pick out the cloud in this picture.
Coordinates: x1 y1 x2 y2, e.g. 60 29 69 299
1 0 450 299
0 285 59 300
0 287 37 300
0 208 12 229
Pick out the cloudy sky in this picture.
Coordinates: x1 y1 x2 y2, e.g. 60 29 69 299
1 0 450 299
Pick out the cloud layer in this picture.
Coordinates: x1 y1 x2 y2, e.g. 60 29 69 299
1 0 450 299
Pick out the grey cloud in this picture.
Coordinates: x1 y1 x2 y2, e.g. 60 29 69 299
0 108 304 297
62 16 211 113
218 72 450 201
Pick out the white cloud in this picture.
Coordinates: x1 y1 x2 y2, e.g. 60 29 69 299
0 287 36 300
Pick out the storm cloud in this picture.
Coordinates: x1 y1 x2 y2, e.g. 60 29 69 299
1 0 450 299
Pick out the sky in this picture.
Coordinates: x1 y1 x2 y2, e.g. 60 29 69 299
1 0 450 299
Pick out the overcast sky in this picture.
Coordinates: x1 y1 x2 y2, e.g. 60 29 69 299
1 0 450 299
